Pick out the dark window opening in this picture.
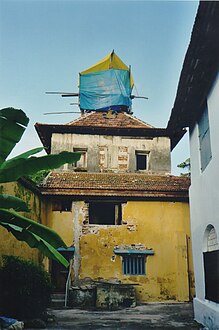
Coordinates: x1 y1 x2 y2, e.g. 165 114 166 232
203 249 219 303
122 255 146 275
89 202 122 225
52 200 72 212
136 152 148 170
51 248 74 292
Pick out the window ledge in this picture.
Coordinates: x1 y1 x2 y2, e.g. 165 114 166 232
114 248 154 256
57 247 75 253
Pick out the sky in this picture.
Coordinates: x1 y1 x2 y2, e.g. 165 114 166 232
0 0 199 174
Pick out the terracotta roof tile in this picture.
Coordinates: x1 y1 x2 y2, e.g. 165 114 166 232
39 172 190 199
66 111 153 129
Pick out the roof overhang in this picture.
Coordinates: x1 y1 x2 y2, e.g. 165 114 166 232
35 123 176 153
38 172 190 202
167 1 219 148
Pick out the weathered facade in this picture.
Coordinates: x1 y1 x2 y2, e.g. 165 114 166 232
34 110 194 305
0 108 194 307
0 180 43 263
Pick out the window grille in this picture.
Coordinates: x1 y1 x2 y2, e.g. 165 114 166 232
122 255 146 275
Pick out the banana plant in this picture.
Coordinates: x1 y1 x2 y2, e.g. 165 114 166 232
0 108 80 268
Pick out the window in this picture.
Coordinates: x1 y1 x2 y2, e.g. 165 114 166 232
114 248 154 276
136 151 148 170
203 225 219 303
52 200 72 212
73 148 87 169
122 255 146 275
89 202 122 225
198 105 212 171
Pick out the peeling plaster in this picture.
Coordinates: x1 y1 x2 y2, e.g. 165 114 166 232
73 201 84 285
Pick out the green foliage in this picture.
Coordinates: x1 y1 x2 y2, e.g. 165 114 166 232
0 108 81 267
28 170 50 184
0 108 29 166
0 255 52 318
177 158 191 177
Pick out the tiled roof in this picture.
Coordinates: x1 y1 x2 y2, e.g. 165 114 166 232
35 111 178 154
66 111 153 129
39 172 190 200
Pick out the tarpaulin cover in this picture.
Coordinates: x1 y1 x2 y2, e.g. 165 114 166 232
79 69 132 111
80 51 134 88
79 51 134 111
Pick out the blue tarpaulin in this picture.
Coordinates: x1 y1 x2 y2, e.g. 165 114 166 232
79 69 132 111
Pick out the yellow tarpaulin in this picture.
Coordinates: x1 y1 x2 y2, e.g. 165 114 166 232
80 51 134 88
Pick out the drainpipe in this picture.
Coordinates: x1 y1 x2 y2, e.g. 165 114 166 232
64 258 73 307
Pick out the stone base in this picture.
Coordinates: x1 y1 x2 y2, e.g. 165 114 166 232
69 285 96 309
68 282 136 310
193 297 219 329
96 282 136 310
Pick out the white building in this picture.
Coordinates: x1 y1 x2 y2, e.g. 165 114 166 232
167 2 219 329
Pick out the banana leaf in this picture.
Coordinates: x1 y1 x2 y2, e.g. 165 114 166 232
1 222 69 268
0 194 30 212
0 209 67 249
8 147 45 161
0 107 79 266
0 108 29 166
0 151 81 183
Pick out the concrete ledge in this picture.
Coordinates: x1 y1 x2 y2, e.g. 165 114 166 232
194 297 219 329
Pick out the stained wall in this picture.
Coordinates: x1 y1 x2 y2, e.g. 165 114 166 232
51 133 171 175
45 198 194 302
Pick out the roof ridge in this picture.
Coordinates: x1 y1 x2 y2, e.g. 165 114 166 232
65 111 154 128
66 112 94 125
123 112 154 128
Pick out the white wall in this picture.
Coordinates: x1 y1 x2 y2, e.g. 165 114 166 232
189 73 219 329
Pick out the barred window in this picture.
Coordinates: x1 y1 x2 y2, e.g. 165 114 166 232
122 255 146 275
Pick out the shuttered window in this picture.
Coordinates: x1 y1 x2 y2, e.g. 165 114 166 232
198 106 212 171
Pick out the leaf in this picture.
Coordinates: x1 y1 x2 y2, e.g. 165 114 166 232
0 108 29 165
0 151 81 183
9 147 45 161
0 208 67 249
1 222 69 268
0 194 30 212
0 108 79 267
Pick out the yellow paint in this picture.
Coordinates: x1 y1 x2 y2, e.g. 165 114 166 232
0 182 41 263
78 201 194 303
0 181 194 303
46 203 74 247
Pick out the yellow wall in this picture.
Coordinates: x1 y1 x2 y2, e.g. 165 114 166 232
46 203 74 247
67 200 195 303
0 182 42 264
1 181 194 302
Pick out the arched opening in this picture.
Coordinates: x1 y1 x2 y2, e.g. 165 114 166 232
203 225 219 302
